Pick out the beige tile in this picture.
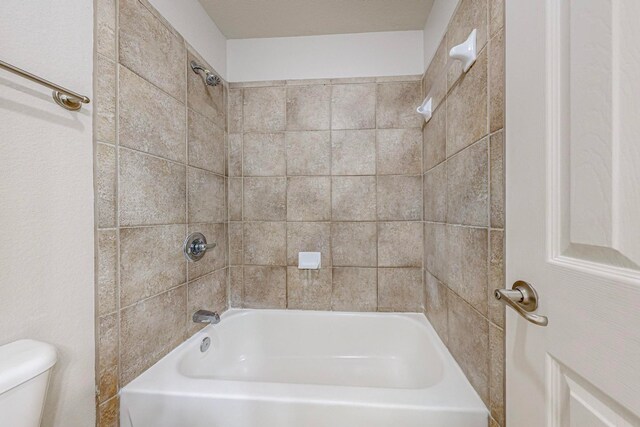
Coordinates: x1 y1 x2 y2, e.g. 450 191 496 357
423 103 446 171
243 222 286 265
97 313 118 403
424 162 447 222
376 75 422 83
446 49 488 157
96 56 116 144
331 222 377 267
228 222 243 265
331 84 376 130
287 176 331 221
97 230 117 316
377 175 423 221
424 37 448 110
376 129 422 175
446 225 488 315
447 139 489 226
187 223 227 279
447 290 489 405
120 224 186 307
332 267 377 311
331 130 376 175
119 0 185 100
243 86 286 132
243 266 286 308
378 268 423 312
378 222 423 267
488 229 505 328
229 266 243 306
331 176 376 221
490 131 504 228
119 148 186 226
376 82 423 129
228 88 243 133
489 323 505 426
96 0 116 60
120 286 186 385
243 177 286 221
490 0 505 37
490 30 505 133
287 267 332 310
119 65 186 163
228 134 243 177
424 272 448 344
188 168 226 223
287 78 332 86
489 416 501 427
188 110 225 174
187 269 227 334
447 0 488 86
243 132 286 176
330 77 376 85
231 80 285 88
228 178 242 221
187 52 225 130
424 222 447 281
286 85 331 130
287 222 331 267
96 143 116 228
97 396 119 427
286 131 331 176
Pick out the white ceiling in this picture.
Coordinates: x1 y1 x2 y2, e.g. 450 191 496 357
198 0 435 39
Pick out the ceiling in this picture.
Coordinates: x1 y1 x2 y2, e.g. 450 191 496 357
198 0 435 39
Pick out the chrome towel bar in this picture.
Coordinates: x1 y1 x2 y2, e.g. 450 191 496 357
0 59 90 111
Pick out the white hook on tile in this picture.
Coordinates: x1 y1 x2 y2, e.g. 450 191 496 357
416 97 432 123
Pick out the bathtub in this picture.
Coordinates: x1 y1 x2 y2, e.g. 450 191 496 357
120 309 487 427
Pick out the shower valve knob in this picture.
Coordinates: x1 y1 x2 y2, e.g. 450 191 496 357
183 232 216 262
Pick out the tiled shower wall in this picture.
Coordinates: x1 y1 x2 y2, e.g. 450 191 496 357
226 77 425 312
94 0 228 424
422 0 505 426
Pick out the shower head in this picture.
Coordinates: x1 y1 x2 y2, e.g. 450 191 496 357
190 60 221 87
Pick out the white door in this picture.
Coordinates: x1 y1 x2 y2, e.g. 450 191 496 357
505 0 640 426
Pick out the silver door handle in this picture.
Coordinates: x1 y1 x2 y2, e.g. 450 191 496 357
494 281 548 327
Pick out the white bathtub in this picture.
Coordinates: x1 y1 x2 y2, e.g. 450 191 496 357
120 309 487 427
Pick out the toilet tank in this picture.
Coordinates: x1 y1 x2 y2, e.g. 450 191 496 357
0 340 57 427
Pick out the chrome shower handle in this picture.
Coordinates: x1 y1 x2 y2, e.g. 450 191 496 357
494 281 548 327
183 232 216 262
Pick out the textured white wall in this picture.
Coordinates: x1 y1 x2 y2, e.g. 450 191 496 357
227 30 424 82
149 0 228 78
0 1 95 426
423 0 461 69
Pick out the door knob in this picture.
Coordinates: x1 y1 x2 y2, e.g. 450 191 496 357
494 281 548 326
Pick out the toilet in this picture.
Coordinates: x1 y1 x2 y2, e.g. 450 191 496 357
0 340 57 427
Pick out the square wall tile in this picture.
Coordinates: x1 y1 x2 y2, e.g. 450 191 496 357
424 162 447 222
331 84 376 130
424 271 448 344
378 222 423 267
331 222 377 267
287 267 332 310
490 131 505 228
188 168 226 223
376 82 423 129
97 230 118 317
446 139 489 227
243 177 286 221
228 133 243 176
243 266 286 308
286 131 331 176
119 148 186 226
188 109 225 174
96 57 116 144
119 224 186 307
96 143 116 228
331 267 377 311
424 221 447 282
446 0 488 87
489 30 505 133
286 85 331 130
228 88 243 133
243 222 286 265
376 129 422 175
187 52 225 130
229 266 243 306
119 65 186 163
377 175 423 221
287 177 331 221
331 176 376 221
228 222 243 265
243 132 286 176
378 268 423 312
331 130 376 175
97 313 118 403
228 178 242 221
187 269 227 334
423 103 446 171
287 222 331 267
187 223 227 279
244 86 286 132
96 0 116 60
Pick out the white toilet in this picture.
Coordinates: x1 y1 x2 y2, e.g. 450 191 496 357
0 340 57 427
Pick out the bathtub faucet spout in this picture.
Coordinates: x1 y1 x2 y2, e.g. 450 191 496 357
192 310 221 325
